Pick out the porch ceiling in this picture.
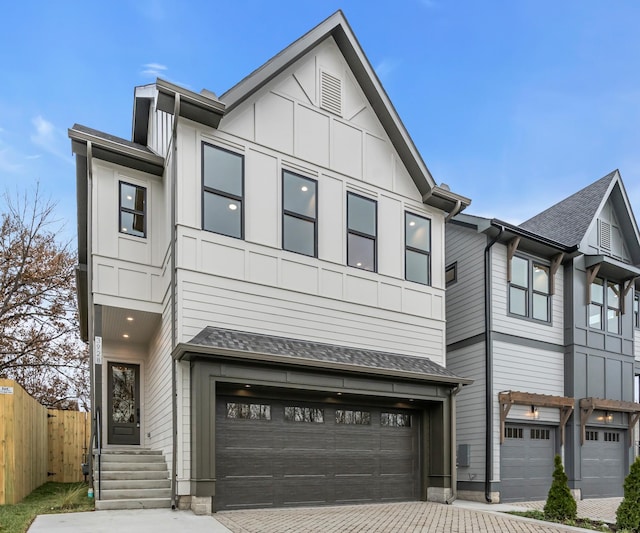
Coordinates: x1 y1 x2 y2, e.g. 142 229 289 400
100 306 160 346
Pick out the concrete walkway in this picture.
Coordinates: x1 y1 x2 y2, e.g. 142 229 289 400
28 498 623 533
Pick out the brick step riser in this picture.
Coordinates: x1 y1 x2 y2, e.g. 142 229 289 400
97 470 169 481
100 488 171 500
100 479 170 490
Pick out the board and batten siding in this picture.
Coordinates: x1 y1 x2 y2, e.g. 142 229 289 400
635 329 640 361
447 341 486 481
491 244 564 345
445 225 486 345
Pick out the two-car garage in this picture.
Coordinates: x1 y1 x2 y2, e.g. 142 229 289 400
215 396 420 510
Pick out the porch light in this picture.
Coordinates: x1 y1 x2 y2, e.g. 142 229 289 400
126 317 134 322
605 411 613 423
122 334 129 339
530 405 539 419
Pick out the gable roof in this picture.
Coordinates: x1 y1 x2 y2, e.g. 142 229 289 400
216 10 470 214
173 326 472 386
519 171 618 247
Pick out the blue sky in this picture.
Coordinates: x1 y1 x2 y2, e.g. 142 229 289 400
2 0 640 242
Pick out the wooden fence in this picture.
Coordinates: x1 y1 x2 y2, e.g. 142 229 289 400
0 379 90 505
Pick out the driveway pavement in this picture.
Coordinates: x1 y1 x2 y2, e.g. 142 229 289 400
28 498 622 533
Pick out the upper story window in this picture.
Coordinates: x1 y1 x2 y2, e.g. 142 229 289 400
634 293 640 329
347 192 376 272
589 277 620 333
202 143 244 239
509 256 550 322
445 263 457 287
282 171 317 257
119 182 146 238
405 212 431 285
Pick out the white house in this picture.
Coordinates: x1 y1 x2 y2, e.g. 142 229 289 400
69 11 471 513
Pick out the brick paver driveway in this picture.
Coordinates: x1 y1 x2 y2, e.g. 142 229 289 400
215 501 584 533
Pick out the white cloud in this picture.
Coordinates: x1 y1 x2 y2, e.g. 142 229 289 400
30 116 73 165
141 62 168 78
0 148 23 173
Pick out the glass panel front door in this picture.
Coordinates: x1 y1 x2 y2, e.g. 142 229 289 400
107 362 140 445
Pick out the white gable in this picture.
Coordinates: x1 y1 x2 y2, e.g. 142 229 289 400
221 37 421 202
585 191 634 262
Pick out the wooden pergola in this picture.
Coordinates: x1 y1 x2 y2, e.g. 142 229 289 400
499 390 574 445
579 397 640 446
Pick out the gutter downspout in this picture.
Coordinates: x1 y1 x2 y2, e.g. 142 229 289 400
170 94 180 510
445 200 463 223
484 225 504 503
86 141 95 491
445 383 463 504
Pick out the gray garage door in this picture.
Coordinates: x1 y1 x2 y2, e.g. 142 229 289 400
500 424 556 502
215 396 420 510
582 428 625 498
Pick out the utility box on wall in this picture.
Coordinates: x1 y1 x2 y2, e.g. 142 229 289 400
457 444 471 467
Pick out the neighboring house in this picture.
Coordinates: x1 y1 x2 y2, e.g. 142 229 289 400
446 170 640 503
69 11 471 513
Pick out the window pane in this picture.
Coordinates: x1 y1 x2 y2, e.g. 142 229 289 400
348 194 376 237
203 144 243 196
607 282 619 310
121 183 145 212
509 286 526 316
121 212 145 238
406 249 430 285
607 308 620 334
283 214 315 256
348 233 375 271
405 213 430 252
446 264 457 286
511 257 528 287
533 264 549 294
284 172 316 218
589 303 603 329
591 278 604 304
203 192 242 238
533 293 549 322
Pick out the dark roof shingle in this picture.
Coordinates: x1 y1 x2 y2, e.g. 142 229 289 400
519 171 617 246
184 326 468 384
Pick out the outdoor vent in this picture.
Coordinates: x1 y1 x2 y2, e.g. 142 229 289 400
599 220 611 250
320 70 342 116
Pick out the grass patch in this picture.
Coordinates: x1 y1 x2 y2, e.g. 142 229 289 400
0 482 93 533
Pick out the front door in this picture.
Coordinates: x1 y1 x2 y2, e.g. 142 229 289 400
107 362 140 445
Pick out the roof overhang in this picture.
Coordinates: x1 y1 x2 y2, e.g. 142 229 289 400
156 78 226 129
584 255 640 281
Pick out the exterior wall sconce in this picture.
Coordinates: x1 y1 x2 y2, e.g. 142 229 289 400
605 411 613 423
530 405 539 419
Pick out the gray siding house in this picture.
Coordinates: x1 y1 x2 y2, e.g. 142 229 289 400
69 11 472 513
446 170 640 502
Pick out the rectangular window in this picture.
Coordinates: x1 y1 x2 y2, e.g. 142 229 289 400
284 406 324 423
405 212 431 285
530 428 550 440
225 402 271 420
585 430 598 441
119 182 146 238
381 413 412 428
347 193 376 272
604 432 620 442
589 277 620 333
509 256 550 322
445 263 457 287
336 409 371 425
504 427 523 439
282 171 317 257
202 143 244 239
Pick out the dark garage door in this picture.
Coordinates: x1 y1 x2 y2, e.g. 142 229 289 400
582 428 625 498
501 424 556 502
215 396 420 510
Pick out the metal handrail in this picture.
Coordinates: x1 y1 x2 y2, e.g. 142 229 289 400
95 407 102 499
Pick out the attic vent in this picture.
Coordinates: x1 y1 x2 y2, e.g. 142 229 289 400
599 220 611 250
320 70 342 116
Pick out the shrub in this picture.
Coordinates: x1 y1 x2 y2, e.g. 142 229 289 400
544 454 577 521
617 456 640 532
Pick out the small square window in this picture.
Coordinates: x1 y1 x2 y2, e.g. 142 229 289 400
119 182 146 238
445 263 457 286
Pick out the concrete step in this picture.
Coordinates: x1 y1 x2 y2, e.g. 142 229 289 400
101 454 166 463
97 448 162 456
100 488 171 500
100 479 170 490
98 470 169 481
96 461 168 471
95 498 171 510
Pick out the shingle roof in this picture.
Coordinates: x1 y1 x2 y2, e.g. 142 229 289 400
184 326 469 384
519 171 617 246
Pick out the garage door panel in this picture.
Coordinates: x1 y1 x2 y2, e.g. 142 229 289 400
215 396 419 510
582 428 624 498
